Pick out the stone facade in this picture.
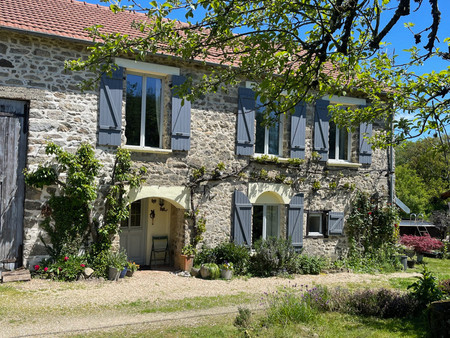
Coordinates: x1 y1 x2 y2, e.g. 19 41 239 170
0 30 391 267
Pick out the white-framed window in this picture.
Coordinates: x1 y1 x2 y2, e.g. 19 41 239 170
307 212 323 236
125 73 163 148
121 200 142 228
252 205 280 244
254 101 283 156
329 120 351 161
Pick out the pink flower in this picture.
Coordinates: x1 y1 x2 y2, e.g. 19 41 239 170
80 264 85 268
44 267 48 272
64 256 69 261
34 265 40 271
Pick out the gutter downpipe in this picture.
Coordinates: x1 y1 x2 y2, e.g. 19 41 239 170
388 106 395 205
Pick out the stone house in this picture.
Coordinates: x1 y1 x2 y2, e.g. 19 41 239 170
0 0 392 269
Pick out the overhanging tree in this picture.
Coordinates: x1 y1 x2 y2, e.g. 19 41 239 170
67 0 448 176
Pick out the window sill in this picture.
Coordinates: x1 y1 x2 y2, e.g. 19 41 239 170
326 160 361 168
123 146 173 154
252 155 290 163
306 233 324 238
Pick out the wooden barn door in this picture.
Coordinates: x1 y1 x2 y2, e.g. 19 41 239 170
0 99 28 268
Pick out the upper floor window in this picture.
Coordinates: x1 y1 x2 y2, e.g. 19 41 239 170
255 106 282 156
329 121 351 161
125 73 163 148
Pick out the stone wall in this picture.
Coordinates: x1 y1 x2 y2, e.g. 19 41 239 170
0 30 391 266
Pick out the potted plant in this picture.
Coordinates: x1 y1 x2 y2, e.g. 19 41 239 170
106 249 128 281
220 261 234 280
200 263 220 279
180 244 196 272
400 235 443 263
126 261 139 277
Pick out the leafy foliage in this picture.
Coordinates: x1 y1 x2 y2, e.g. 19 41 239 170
344 288 420 318
395 138 449 216
68 0 449 157
234 307 252 329
346 191 400 255
194 242 251 275
250 238 328 277
408 266 444 308
24 143 146 276
24 143 101 258
250 237 297 277
33 255 89 281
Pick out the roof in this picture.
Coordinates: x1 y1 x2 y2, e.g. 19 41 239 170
0 0 334 73
0 0 149 43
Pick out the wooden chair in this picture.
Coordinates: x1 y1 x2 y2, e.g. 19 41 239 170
150 235 169 269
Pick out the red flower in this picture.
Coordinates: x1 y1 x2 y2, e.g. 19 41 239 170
58 267 62 271
34 265 40 271
64 256 69 261
44 267 48 272
368 212 372 215
80 264 85 268
394 223 398 228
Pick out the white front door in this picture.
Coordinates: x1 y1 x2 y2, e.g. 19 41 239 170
120 200 146 265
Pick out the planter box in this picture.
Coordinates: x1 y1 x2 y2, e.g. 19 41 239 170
221 269 233 280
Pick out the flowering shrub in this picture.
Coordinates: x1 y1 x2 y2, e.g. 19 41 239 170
221 261 234 271
345 288 420 318
33 254 88 281
127 261 139 272
399 235 443 253
346 191 400 253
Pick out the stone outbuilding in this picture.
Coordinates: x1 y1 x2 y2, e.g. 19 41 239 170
0 0 392 269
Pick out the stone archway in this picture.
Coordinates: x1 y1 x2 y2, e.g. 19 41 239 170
123 186 190 267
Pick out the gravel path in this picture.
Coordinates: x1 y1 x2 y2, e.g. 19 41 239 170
1 270 418 337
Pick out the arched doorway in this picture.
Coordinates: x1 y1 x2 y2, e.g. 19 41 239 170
120 186 190 266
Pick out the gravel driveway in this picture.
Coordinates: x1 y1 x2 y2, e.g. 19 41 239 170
1 270 418 337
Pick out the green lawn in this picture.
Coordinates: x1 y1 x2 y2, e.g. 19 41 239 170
77 310 429 338
389 256 450 291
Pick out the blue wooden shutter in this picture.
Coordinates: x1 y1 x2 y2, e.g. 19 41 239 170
98 67 123 146
359 114 372 164
236 87 255 155
328 211 344 235
232 190 252 245
171 75 191 151
314 99 330 161
287 193 304 251
290 102 306 159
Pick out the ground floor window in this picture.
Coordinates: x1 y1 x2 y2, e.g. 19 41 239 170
252 205 279 244
307 212 324 236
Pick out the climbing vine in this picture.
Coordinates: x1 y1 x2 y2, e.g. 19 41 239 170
346 191 400 254
24 143 146 259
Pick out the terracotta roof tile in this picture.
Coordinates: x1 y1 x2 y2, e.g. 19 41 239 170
0 0 149 42
0 0 338 77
